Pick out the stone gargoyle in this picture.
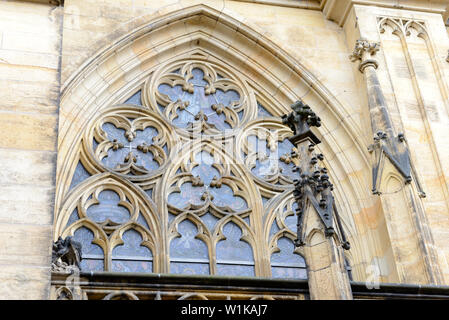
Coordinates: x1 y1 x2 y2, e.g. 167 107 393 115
51 236 82 273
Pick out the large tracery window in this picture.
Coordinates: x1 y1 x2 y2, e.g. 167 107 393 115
58 58 307 279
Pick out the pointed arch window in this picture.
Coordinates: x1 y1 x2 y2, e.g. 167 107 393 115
56 56 307 280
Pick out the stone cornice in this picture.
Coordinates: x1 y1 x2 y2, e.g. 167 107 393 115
321 0 449 27
15 0 63 5
231 0 321 10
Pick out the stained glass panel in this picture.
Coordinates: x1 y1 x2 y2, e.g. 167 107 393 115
124 90 142 106
69 161 90 190
111 229 152 273
73 227 104 272
170 219 210 275
271 237 307 279
86 190 130 224
216 222 255 277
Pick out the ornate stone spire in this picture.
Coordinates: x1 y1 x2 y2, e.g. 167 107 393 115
282 101 352 300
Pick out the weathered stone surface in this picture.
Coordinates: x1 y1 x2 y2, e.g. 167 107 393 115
0 0 61 301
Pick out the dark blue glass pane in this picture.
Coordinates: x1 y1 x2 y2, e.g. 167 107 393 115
73 227 104 271
285 214 297 233
271 237 307 279
217 222 254 265
65 208 80 229
111 260 152 273
112 229 152 258
86 190 130 224
277 139 297 180
269 220 281 237
81 259 104 272
101 122 161 172
170 262 209 275
271 267 307 279
191 152 219 185
201 212 219 231
215 88 240 107
137 214 150 230
168 213 176 224
133 127 161 171
102 122 128 144
170 219 209 260
189 68 208 86
145 188 153 201
157 68 241 131
170 219 210 275
216 264 255 277
271 237 305 267
167 182 205 209
247 134 296 182
209 184 248 211
257 102 273 117
69 161 90 190
158 83 185 101
112 229 152 273
73 227 103 256
124 90 142 105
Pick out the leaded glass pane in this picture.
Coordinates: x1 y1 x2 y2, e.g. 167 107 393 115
73 227 104 272
170 219 210 275
216 222 255 277
167 182 204 208
257 102 273 117
124 90 142 105
248 134 297 182
86 190 130 224
111 229 152 273
157 67 241 131
271 237 307 279
69 161 90 190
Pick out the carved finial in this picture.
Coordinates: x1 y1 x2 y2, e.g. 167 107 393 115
52 236 82 273
282 101 321 146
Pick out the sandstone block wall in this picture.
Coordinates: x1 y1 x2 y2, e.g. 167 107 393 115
0 1 62 299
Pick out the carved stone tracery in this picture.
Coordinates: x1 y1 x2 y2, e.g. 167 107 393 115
55 53 341 288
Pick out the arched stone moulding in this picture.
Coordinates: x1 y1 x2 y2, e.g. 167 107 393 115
56 4 390 281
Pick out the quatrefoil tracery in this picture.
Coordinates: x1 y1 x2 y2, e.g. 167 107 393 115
83 107 173 178
240 122 299 186
152 61 248 135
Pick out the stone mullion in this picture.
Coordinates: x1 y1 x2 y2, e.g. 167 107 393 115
254 200 272 278
245 178 268 277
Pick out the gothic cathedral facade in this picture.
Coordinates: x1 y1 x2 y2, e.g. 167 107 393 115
1 0 449 300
